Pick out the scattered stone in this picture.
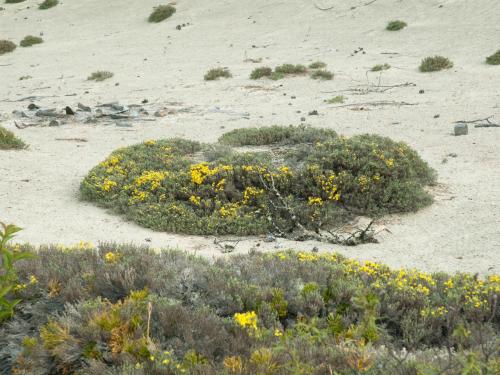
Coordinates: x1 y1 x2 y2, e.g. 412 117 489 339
65 106 75 115
434 114 440 118
291 95 296 99
154 110 167 117
77 103 91 112
448 153 458 158
419 89 425 94
454 123 468 136
27 103 39 110
308 110 319 116
312 247 319 252
48 120 60 127
36 109 57 117
263 234 276 243
142 99 149 104
300 117 306 122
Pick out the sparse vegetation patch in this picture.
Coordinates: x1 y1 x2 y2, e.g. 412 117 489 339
308 61 327 69
0 40 16 55
310 69 333 80
386 20 407 31
204 67 232 81
148 4 176 23
250 66 272 79
371 63 391 72
5 0 26 3
38 0 58 9
325 95 346 104
20 35 43 47
486 50 500 65
87 70 114 81
0 126 26 150
274 63 307 75
419 55 453 72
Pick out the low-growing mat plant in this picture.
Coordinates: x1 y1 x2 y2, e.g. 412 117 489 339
386 20 407 31
310 69 333 80
148 4 176 23
0 40 16 55
19 35 43 47
308 61 327 69
87 70 114 81
419 55 453 72
204 67 232 81
371 63 390 72
486 50 500 65
250 66 272 79
0 240 498 374
38 0 58 9
80 126 436 239
0 126 26 150
274 63 307 75
325 95 346 104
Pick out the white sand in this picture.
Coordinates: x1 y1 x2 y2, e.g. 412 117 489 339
1 0 499 274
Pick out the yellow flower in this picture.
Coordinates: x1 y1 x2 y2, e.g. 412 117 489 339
162 359 170 365
274 329 283 337
144 140 156 146
190 163 218 185
104 252 118 263
135 170 166 191
150 355 155 361
224 356 243 373
385 158 394 168
444 279 454 289
234 311 258 330
102 178 117 192
308 197 323 206
189 195 201 206
29 275 38 285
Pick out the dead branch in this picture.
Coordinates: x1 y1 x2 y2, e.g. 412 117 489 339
329 100 418 109
454 116 500 128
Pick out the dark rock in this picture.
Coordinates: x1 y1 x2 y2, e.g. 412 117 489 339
65 106 75 115
36 109 57 117
454 123 468 136
48 120 60 127
308 110 318 116
27 103 39 110
77 103 91 112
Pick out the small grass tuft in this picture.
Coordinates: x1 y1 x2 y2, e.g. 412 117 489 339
39 0 58 9
250 66 273 80
0 40 16 55
87 71 114 81
386 20 407 31
485 50 500 65
310 69 333 80
371 63 391 72
204 67 232 81
308 61 327 69
0 126 27 150
419 56 453 72
274 63 307 75
20 35 43 47
148 5 176 23
325 95 346 104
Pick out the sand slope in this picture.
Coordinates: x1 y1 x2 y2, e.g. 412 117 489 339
1 0 499 274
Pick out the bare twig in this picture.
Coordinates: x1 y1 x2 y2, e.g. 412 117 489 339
454 116 500 128
329 100 418 109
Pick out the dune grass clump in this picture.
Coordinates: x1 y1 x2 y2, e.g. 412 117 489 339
386 20 407 31
419 55 453 72
0 126 26 150
371 63 391 72
80 126 436 236
87 70 114 81
0 239 498 374
20 35 43 47
308 61 327 69
250 66 272 79
0 40 16 55
38 0 58 9
485 50 500 65
274 63 307 75
148 4 176 23
310 69 333 80
204 67 232 81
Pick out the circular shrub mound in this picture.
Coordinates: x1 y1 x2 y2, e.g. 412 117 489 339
81 126 436 236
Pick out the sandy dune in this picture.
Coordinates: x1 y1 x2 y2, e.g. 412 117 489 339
1 0 499 274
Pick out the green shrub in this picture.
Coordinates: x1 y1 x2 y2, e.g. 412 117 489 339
148 4 176 23
38 0 58 9
310 69 333 80
0 40 16 55
80 127 436 236
274 63 307 75
419 55 453 72
20 35 43 47
308 61 327 69
5 0 26 3
250 66 272 79
87 70 114 81
386 20 407 31
0 244 498 374
325 95 345 104
204 67 232 81
0 126 26 150
371 63 391 72
486 50 500 65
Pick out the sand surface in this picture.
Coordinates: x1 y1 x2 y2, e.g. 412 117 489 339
1 0 499 274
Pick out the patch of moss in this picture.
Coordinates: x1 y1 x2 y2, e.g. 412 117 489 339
148 5 176 23
20 35 43 47
386 20 407 31
310 69 333 80
0 40 16 55
0 126 27 150
204 67 232 81
87 71 114 81
39 0 58 9
485 50 500 65
419 56 453 72
250 67 272 80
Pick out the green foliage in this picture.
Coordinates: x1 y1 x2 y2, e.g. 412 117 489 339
87 70 114 81
250 66 273 80
308 61 327 69
0 40 16 55
20 35 43 47
5 0 26 3
0 223 33 322
486 50 500 65
310 69 333 80
148 4 176 23
386 20 407 31
371 63 391 72
325 95 346 104
0 126 26 150
0 246 498 374
38 0 58 9
274 63 307 75
204 67 232 81
419 56 453 72
80 127 436 236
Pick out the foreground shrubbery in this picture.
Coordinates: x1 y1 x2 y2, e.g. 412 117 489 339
0 126 26 150
80 126 436 236
0 241 498 374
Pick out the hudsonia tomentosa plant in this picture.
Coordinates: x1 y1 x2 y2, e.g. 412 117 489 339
371 63 390 72
0 40 16 55
310 69 333 80
87 71 114 81
419 56 453 72
39 0 58 9
386 20 407 31
204 67 232 81
250 66 272 80
485 50 500 65
0 126 26 150
20 35 43 47
148 5 176 23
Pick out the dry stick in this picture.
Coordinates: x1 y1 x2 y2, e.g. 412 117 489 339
329 100 417 108
454 116 500 128
321 82 415 95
